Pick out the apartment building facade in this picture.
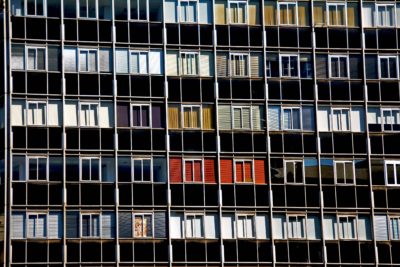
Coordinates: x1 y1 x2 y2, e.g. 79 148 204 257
1 0 400 265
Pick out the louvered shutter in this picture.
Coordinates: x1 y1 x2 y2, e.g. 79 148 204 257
374 215 389 240
66 211 79 238
48 212 62 239
252 106 263 130
48 46 60 71
218 105 232 130
99 48 112 73
204 159 216 183
358 216 371 240
12 45 24 70
185 161 193 182
64 47 77 72
216 53 228 77
242 107 251 128
200 52 214 77
102 212 115 238
194 161 202 182
316 55 328 78
115 49 129 73
149 51 163 74
268 106 280 130
169 158 182 183
118 212 132 238
254 159 266 184
302 106 315 131
166 51 178 76
11 212 25 239
250 53 262 77
235 162 244 182
220 159 233 183
154 212 166 238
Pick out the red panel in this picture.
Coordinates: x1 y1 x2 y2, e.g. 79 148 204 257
244 162 252 182
204 159 216 184
255 159 266 184
185 161 193 182
235 162 244 182
169 158 182 183
194 161 202 182
220 159 233 183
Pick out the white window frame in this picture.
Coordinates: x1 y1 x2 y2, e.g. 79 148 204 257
232 106 252 129
230 53 249 77
390 216 400 240
282 107 302 130
26 156 48 181
384 160 400 186
26 46 46 71
326 3 347 26
233 159 254 183
278 2 297 26
328 55 349 78
79 102 99 127
129 50 149 74
131 104 151 128
378 55 398 79
79 49 98 73
179 0 198 23
228 0 248 24
280 54 299 78
381 108 400 131
80 157 101 182
337 215 357 240
183 159 204 183
78 0 98 19
25 0 46 17
236 214 255 239
376 4 396 27
27 213 47 239
331 108 351 132
185 214 204 238
180 52 199 76
287 214 306 239
80 213 101 238
132 158 152 182
26 101 47 126
133 213 153 238
284 160 304 184
182 105 202 129
333 160 355 185
129 0 149 21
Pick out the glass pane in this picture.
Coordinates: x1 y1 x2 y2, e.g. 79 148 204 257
82 159 90 180
186 216 194 237
286 162 295 183
81 215 90 236
283 109 291 129
387 6 394 26
295 161 303 183
131 0 138 20
387 164 395 184
345 162 354 182
139 0 147 20
288 216 296 238
27 0 36 15
37 0 44 15
79 51 88 71
246 216 254 237
38 158 47 180
341 110 350 130
29 158 38 180
192 107 200 128
292 109 301 129
396 164 400 185
88 0 96 17
27 103 35 125
378 6 385 26
290 56 298 76
27 49 36 70
92 215 100 236
91 159 99 180
237 217 245 238
143 160 151 181
339 58 347 77
145 215 152 237
90 104 98 126
183 107 191 128
389 58 397 78
37 49 45 70
37 103 46 125
282 56 289 76
331 58 338 77
194 216 203 237
381 58 389 78
337 5 345 25
131 106 140 126
88 51 97 72
142 106 149 127
134 216 143 237
80 0 87 17
336 162 345 183
134 160 143 181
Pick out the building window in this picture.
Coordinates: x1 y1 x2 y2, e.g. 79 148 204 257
180 0 197 22
377 4 395 27
180 52 199 75
284 160 304 184
28 156 47 181
379 56 398 79
27 101 46 126
233 107 251 129
27 47 45 70
329 55 348 78
134 214 152 237
130 0 148 20
133 158 151 182
382 109 400 131
26 0 45 16
80 157 100 181
131 105 150 127
183 105 201 128
282 107 301 130
235 160 253 183
185 214 204 238
229 0 247 24
230 53 249 77
278 2 297 25
338 216 356 239
79 103 99 127
331 108 350 131
287 215 306 239
130 51 148 74
79 0 97 18
81 214 100 238
390 217 400 240
327 3 346 26
334 161 354 184
27 214 47 238
280 54 298 77
184 159 203 182
385 161 400 185
79 49 98 72
237 215 255 238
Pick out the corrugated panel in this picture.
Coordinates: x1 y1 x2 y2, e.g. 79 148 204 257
306 215 321 239
64 101 78 126
375 215 389 241
252 106 262 130
154 212 166 238
149 51 163 75
199 0 212 24
254 159 266 184
12 45 24 70
204 159 216 183
99 102 114 128
220 159 233 183
323 215 337 240
218 105 232 130
115 49 129 73
102 212 115 238
302 106 315 131
358 216 371 240
351 107 365 132
169 158 182 183
118 212 132 238
365 55 378 79
205 213 219 238
170 212 183 238
216 53 228 77
256 214 269 239
48 101 61 126
165 0 177 23
250 53 262 77
316 55 327 78
272 214 285 239
317 107 330 131
64 47 77 72
268 106 280 130
11 100 24 126
11 212 25 239
166 51 178 76
200 52 213 77
48 212 62 239
99 48 112 73
221 214 235 239
66 211 79 238
48 46 60 71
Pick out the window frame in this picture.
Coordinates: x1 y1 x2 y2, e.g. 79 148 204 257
181 104 202 129
26 156 48 181
179 0 198 23
384 160 400 186
78 48 98 73
390 216 400 240
232 106 252 130
132 158 152 182
131 104 151 128
129 0 149 21
281 107 302 130
129 50 149 74
376 4 396 27
26 101 47 126
26 213 47 239
378 55 398 79
236 214 256 239
78 0 98 19
79 157 101 182
230 53 249 77
277 2 297 26
80 213 101 238
326 2 347 27
333 160 355 185
337 215 357 240
79 102 99 127
133 213 153 238
228 0 248 24
180 52 199 76
25 0 46 17
381 108 400 131
328 55 349 78
286 214 306 239
284 159 305 184
26 46 47 71
185 213 204 238
330 108 351 132
234 159 254 183
183 158 203 183
279 54 299 78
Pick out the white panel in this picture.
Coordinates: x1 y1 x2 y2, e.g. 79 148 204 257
99 102 114 128
11 212 25 239
272 214 285 239
351 107 365 132
218 105 232 130
48 212 62 239
149 51 163 74
115 49 129 73
199 0 212 24
221 214 235 239
205 214 219 238
323 215 337 240
358 216 371 240
362 4 374 27
64 101 78 126
317 107 330 131
367 108 380 124
166 51 178 76
255 214 269 239
165 0 178 23
170 213 183 238
48 101 62 126
64 47 77 72
99 48 112 73
12 45 25 70
374 215 389 241
200 52 213 77
11 100 25 126
306 215 321 240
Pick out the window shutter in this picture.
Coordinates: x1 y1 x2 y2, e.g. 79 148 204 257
218 105 232 130
11 100 25 126
199 0 212 24
48 100 61 126
205 214 219 238
185 161 193 182
204 159 216 183
118 212 132 238
256 214 269 239
317 107 330 131
154 212 166 238
48 212 62 239
152 105 163 128
351 107 365 132
272 214 285 239
242 108 251 128
374 215 389 241
64 101 78 126
169 158 182 183
250 53 262 77
268 106 280 130
202 105 213 130
316 55 328 78
362 4 374 27
220 159 233 183
235 162 244 182
214 1 226 24
149 51 163 75
306 215 321 239
357 216 371 240
12 45 24 70
170 212 183 238
166 51 179 76
64 47 77 72
323 215 337 240
99 48 112 73
168 106 180 129
252 106 263 130
221 214 235 239
102 212 115 238
48 46 60 71
117 104 130 127
216 53 228 77
254 159 266 184
200 52 214 77
165 0 177 23
99 102 114 128
365 55 378 79
11 212 25 239
302 106 315 131
249 1 260 25
115 49 129 73
66 211 79 238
